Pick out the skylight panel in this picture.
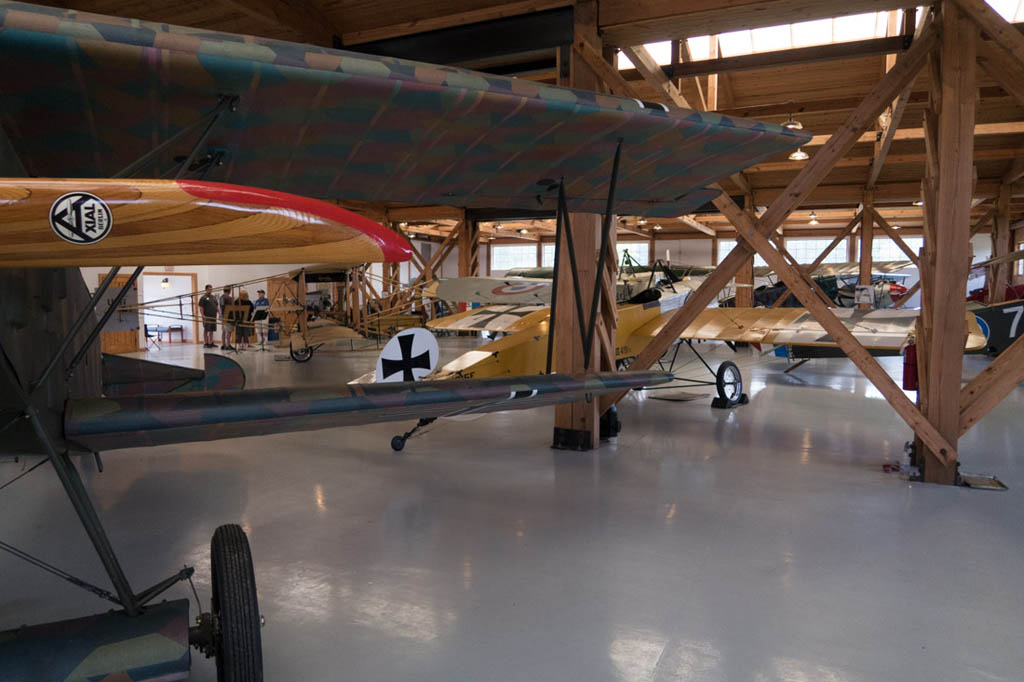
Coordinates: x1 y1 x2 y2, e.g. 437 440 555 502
686 35 712 61
751 24 791 53
645 40 672 65
833 12 879 42
717 29 753 57
616 40 672 69
986 0 1018 20
791 18 832 48
875 11 891 37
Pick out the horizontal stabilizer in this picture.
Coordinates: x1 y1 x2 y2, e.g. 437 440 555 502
102 353 245 397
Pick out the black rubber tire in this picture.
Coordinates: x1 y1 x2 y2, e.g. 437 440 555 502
715 361 743 405
391 435 406 452
211 524 263 682
289 343 313 363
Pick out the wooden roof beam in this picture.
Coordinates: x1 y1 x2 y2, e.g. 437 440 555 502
805 121 1024 146
220 0 341 46
678 215 716 236
571 39 644 100
341 0 572 45
618 45 692 109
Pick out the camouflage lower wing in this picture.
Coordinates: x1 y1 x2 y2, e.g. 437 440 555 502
0 599 189 682
65 371 671 450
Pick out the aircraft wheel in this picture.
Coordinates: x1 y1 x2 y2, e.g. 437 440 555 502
211 524 263 682
391 436 406 452
289 343 313 363
713 361 744 407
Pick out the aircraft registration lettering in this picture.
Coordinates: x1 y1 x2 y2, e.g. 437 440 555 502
1004 304 1023 338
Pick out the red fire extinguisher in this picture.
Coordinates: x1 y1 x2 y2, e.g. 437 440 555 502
903 342 918 391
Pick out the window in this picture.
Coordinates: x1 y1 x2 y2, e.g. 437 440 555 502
718 239 767 267
987 0 1024 23
539 242 649 267
871 236 923 263
491 244 538 271
616 40 671 69
784 238 849 265
617 242 649 266
541 243 555 268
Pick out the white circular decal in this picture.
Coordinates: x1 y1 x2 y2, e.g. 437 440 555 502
375 328 439 383
49 192 113 244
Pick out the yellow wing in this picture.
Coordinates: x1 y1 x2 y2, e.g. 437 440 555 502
427 305 549 333
628 308 986 352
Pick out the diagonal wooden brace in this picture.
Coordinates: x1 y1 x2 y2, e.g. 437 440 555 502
959 332 1024 436
721 196 956 466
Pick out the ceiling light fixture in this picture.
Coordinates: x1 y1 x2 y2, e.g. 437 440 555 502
518 228 528 234
397 221 408 228
913 199 924 206
789 147 809 161
494 223 503 230
638 217 648 225
783 114 803 130
653 224 663 230
809 211 819 225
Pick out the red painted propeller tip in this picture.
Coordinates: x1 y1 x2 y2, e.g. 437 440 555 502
176 180 412 262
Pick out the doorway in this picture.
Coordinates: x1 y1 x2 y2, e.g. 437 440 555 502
140 272 199 343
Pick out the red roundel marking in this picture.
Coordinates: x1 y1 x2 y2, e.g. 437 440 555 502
491 282 548 296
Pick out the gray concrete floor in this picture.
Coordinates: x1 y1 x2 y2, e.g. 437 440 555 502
1 339 1022 681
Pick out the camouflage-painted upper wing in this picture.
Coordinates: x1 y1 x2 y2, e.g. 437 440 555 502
0 3 807 217
65 370 671 450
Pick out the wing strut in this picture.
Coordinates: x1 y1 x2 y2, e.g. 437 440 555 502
544 139 624 373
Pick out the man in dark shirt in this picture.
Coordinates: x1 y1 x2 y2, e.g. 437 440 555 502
219 287 234 350
197 284 219 348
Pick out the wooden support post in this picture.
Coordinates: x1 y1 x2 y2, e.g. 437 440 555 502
553 213 600 449
989 184 1012 303
735 200 755 307
457 216 479 314
553 0 606 450
859 191 875 308
922 3 978 484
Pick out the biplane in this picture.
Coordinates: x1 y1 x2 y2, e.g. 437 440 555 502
0 1 814 679
422 290 986 380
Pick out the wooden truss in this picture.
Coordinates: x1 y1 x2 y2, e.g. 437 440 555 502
594 1 1023 483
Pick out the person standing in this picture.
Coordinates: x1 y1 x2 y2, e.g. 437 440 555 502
198 284 219 348
253 288 270 344
233 290 255 350
219 286 235 350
